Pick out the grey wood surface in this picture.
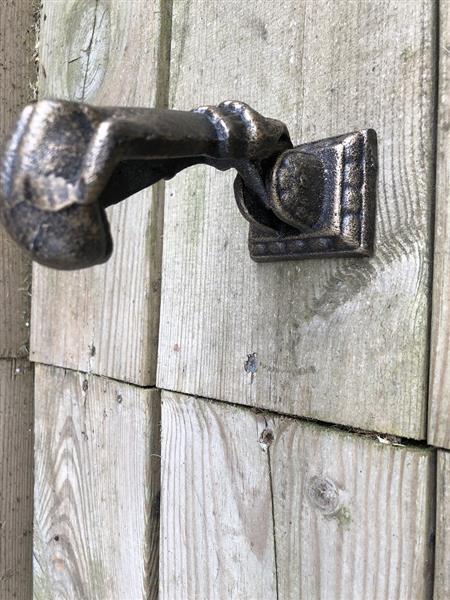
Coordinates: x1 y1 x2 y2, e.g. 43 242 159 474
160 391 436 600
29 2 168 597
16 1 448 597
0 2 35 598
29 0 171 385
160 392 277 599
435 450 450 599
33 365 160 600
271 414 435 599
429 0 450 449
156 0 436 439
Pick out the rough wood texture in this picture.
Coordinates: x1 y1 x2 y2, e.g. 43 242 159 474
0 2 35 599
429 0 450 449
271 416 435 599
157 0 436 438
30 0 171 385
160 392 277 599
160 392 435 600
0 0 34 357
435 450 450 599
33 365 160 599
0 359 33 600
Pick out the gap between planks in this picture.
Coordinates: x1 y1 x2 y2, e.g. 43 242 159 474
32 360 445 450
33 365 448 454
160 390 436 599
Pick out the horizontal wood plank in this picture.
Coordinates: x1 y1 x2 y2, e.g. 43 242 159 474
30 0 170 385
33 364 160 599
428 0 450 448
160 392 435 599
157 0 436 438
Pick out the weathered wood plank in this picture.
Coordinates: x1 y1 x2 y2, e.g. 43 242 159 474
160 391 277 599
435 450 450 599
31 3 167 596
0 0 35 357
271 416 435 599
30 0 171 385
428 0 450 449
157 0 436 438
33 364 160 599
160 392 435 599
0 359 33 600
0 2 36 598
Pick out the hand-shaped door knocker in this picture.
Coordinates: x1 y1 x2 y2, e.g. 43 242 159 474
0 99 377 269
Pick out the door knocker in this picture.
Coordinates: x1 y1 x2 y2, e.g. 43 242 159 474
0 99 377 269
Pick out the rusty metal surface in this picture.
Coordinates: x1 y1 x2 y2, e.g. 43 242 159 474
0 99 376 269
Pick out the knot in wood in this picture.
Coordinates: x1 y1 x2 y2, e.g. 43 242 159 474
307 475 341 515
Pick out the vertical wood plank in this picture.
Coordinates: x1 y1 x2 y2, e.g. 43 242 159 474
0 0 35 358
157 0 436 438
0 360 33 600
160 392 277 599
428 0 450 449
161 392 435 599
271 417 435 599
30 0 170 385
0 2 35 598
434 450 450 599
30 3 169 595
33 365 160 599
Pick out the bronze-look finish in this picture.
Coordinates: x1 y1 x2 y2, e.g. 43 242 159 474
0 99 377 270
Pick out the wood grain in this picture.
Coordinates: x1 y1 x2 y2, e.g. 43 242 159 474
0 0 34 357
30 0 171 385
0 359 33 600
428 0 450 449
0 2 35 598
33 364 160 600
160 392 436 600
157 0 436 438
160 391 277 599
435 450 450 599
271 415 435 599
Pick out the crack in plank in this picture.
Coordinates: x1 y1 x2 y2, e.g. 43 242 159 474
81 0 99 102
265 416 279 599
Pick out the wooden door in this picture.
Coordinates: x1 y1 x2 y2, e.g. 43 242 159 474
29 0 449 599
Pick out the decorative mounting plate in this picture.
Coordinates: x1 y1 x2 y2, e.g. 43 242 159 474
248 129 377 262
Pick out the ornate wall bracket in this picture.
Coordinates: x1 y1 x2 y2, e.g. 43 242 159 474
0 99 377 270
241 129 377 261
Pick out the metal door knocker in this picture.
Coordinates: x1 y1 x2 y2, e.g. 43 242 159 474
0 99 377 270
